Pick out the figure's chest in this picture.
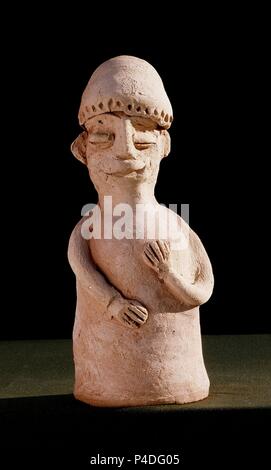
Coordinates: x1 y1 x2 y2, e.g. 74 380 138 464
90 237 147 279
89 235 195 288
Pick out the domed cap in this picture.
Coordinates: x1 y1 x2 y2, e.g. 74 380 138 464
79 56 173 129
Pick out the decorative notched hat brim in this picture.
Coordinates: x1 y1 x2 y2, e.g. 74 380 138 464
78 56 173 130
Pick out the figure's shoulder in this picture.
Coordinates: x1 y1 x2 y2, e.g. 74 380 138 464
157 204 191 239
68 217 93 265
69 217 85 241
157 204 209 255
68 217 92 255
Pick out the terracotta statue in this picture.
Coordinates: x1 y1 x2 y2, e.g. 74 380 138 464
68 56 214 407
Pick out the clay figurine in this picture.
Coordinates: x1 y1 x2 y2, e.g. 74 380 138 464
68 56 214 407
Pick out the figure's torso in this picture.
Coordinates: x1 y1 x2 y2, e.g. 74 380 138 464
72 205 210 406
89 206 197 313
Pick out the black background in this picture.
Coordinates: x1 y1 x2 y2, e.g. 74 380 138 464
1 7 269 468
1 10 269 340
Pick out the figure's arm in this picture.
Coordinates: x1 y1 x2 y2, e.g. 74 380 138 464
142 231 214 309
163 244 214 308
68 219 117 307
68 219 148 328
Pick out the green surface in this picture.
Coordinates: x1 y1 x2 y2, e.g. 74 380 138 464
0 335 270 409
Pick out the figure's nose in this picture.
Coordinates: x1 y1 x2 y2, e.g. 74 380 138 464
115 119 137 160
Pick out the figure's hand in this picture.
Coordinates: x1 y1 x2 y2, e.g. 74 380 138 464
108 297 148 329
119 300 149 329
142 240 171 280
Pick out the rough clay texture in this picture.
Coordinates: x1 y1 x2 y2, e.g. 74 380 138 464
79 55 173 129
68 56 214 407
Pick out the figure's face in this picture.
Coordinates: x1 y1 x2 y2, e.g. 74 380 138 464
84 112 168 190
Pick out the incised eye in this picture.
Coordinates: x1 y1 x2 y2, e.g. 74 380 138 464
134 142 156 150
89 133 114 148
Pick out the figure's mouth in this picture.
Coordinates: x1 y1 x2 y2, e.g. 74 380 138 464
105 165 146 177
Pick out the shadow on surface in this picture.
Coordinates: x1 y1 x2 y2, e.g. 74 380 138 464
0 394 270 467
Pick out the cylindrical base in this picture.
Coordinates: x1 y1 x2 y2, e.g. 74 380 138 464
73 290 210 408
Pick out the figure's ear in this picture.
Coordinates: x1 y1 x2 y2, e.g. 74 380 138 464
71 131 88 165
161 130 171 158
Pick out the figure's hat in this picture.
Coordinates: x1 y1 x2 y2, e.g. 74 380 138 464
79 56 173 129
